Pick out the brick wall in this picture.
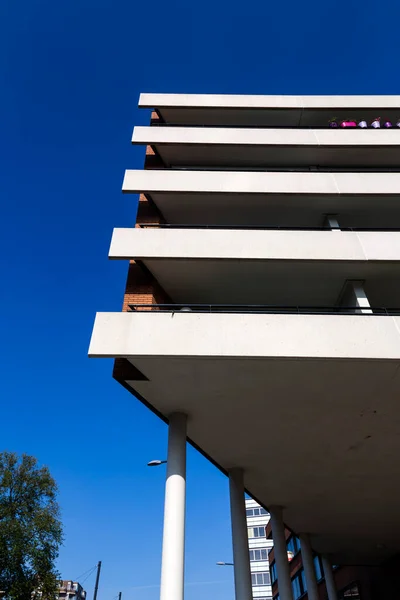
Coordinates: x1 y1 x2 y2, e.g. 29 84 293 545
122 262 170 312
121 110 170 311
135 193 165 227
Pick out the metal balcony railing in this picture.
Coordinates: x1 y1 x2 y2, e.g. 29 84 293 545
150 122 400 130
128 304 400 316
138 224 400 232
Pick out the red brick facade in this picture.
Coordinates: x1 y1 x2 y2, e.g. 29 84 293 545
113 113 170 384
121 262 170 312
121 111 169 312
266 520 400 600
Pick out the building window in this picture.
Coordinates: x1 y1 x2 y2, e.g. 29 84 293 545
292 575 302 600
251 572 271 586
287 535 300 555
300 569 307 593
248 526 266 538
246 507 269 517
339 582 361 600
291 569 307 600
313 555 323 581
249 548 268 561
270 562 277 584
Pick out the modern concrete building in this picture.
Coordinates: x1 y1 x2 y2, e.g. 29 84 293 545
246 499 273 600
89 94 400 600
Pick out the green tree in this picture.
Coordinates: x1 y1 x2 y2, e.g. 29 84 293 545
0 452 63 600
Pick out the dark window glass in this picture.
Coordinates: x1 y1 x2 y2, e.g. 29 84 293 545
246 509 253 517
250 548 268 561
287 535 300 554
253 572 270 586
271 563 277 584
254 508 260 516
292 576 302 600
314 555 323 581
339 582 361 600
301 569 307 593
260 508 269 515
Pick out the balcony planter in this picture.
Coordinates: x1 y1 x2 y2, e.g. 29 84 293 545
384 121 393 128
328 118 338 128
358 120 368 128
340 120 357 127
397 120 400 128
371 118 381 128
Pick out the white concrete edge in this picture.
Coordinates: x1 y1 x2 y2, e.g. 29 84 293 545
88 312 400 360
131 126 400 146
122 169 400 196
138 93 400 110
108 227 400 262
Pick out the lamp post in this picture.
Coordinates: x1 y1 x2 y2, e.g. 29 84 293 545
216 561 234 566
147 459 167 467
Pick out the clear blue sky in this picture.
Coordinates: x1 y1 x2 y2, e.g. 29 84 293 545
1 0 400 598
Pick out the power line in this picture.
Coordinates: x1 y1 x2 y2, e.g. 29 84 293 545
80 566 97 583
80 567 98 586
74 564 98 583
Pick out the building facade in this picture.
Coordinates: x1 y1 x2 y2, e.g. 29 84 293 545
57 581 86 600
90 94 400 600
246 499 273 600
31 581 86 600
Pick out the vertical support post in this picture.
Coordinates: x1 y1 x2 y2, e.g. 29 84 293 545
269 507 294 600
352 281 372 314
321 555 338 600
228 469 253 600
338 280 372 315
160 413 187 600
299 534 319 600
324 214 341 231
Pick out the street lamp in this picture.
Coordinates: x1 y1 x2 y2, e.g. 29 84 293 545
216 561 234 566
147 459 167 467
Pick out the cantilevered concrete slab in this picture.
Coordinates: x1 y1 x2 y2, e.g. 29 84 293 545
123 170 400 227
132 126 400 168
139 93 400 127
89 310 400 564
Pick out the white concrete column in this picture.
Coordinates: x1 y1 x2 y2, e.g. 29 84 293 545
321 555 338 600
160 413 187 600
228 469 253 600
269 506 294 600
299 534 319 600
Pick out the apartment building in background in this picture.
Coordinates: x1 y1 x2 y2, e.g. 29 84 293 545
246 499 273 600
57 581 86 600
90 94 400 600
28 581 86 600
